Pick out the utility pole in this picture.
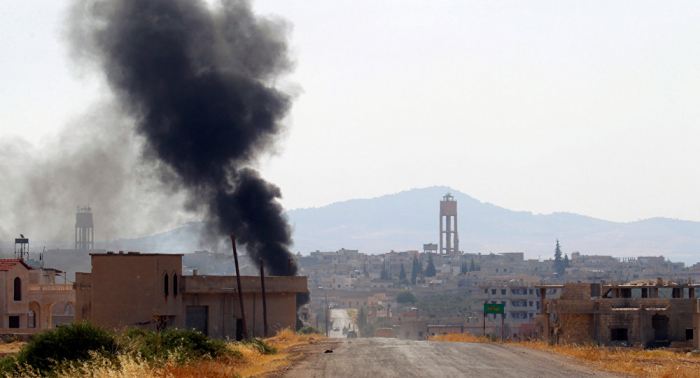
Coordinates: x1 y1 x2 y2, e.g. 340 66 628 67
325 292 329 337
259 258 269 338
231 234 248 339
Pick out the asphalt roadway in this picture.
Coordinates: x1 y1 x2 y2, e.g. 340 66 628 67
329 309 352 338
282 338 626 378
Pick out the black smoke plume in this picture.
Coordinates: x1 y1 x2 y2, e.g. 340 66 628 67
70 0 297 276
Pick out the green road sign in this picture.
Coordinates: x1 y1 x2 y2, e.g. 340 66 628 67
484 303 505 314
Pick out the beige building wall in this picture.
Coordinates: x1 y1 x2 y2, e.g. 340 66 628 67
77 252 183 331
1 263 30 328
0 260 75 337
76 253 307 339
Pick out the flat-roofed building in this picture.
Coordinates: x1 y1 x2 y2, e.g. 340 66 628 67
75 252 307 339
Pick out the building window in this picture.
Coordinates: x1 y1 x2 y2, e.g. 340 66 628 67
163 273 169 296
13 277 21 301
611 328 628 341
687 329 693 341
173 273 178 296
27 311 35 328
501 289 506 295
491 289 496 295
8 316 20 328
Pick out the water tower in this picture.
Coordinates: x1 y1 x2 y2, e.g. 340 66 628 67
439 193 459 255
75 206 94 250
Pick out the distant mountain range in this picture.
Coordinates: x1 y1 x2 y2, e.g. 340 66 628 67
61 186 700 264
287 186 700 264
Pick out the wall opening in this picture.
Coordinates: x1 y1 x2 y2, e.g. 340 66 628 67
27 310 35 328
163 273 169 297
172 273 178 296
186 306 208 336
8 316 20 329
686 329 693 341
236 318 244 341
13 277 21 301
611 328 628 341
652 315 669 341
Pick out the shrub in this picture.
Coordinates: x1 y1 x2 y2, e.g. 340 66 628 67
297 326 323 335
122 328 231 363
0 321 118 376
240 338 277 355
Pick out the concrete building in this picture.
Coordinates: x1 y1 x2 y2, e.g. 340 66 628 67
0 259 75 339
75 252 307 340
539 281 700 349
396 319 427 340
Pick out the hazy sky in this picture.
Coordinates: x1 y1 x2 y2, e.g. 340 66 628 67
2 0 699 224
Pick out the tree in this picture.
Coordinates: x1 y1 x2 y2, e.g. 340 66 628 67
411 256 420 285
362 262 368 275
564 253 570 268
460 261 467 275
380 265 389 280
469 258 476 272
553 239 565 276
399 263 406 280
396 290 417 304
425 254 437 277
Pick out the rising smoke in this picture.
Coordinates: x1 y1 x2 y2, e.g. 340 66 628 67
0 103 192 245
69 0 298 276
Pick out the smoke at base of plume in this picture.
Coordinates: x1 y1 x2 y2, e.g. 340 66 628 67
69 0 298 276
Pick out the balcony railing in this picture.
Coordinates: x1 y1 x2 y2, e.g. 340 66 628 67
28 284 73 292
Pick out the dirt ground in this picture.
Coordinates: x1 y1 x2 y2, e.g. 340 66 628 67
273 338 633 378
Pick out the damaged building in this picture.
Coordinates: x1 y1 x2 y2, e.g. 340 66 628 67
539 280 700 349
75 252 307 339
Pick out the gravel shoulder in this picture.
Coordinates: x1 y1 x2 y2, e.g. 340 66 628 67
278 338 632 378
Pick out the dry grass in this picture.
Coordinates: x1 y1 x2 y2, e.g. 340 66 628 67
0 341 25 355
431 333 700 377
430 333 491 343
4 329 323 378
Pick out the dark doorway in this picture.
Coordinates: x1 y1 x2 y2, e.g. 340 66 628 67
186 306 208 336
652 315 669 341
611 328 628 341
236 318 244 341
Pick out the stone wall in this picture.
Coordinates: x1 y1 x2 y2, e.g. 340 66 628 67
558 313 593 343
559 284 591 300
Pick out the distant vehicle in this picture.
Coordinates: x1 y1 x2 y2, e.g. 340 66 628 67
347 330 357 338
333 326 340 332
373 328 396 338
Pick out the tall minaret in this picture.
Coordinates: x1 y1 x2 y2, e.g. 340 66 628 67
75 206 94 250
439 193 459 255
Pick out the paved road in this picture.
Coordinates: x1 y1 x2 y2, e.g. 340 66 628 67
283 338 625 378
329 309 352 338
